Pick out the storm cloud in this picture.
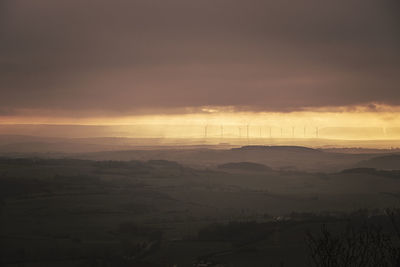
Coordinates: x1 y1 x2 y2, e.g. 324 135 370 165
1 0 399 115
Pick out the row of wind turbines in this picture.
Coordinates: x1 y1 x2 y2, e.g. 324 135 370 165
203 125 320 139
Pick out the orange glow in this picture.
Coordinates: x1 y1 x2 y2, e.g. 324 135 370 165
0 104 400 140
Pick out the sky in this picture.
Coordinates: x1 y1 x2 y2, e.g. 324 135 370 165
0 0 399 139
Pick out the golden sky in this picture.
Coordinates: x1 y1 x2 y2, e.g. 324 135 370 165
1 1 399 143
1 104 399 140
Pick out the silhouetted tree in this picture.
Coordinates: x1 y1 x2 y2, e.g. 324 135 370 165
306 210 400 267
0 197 3 267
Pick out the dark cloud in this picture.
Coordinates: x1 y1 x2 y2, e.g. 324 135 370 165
0 0 399 115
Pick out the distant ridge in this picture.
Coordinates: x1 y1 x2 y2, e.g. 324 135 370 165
218 162 272 172
232 145 320 152
356 154 400 170
340 167 400 179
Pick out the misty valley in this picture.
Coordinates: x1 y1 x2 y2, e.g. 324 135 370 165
1 146 400 266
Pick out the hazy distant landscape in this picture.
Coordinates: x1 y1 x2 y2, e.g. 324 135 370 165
1 136 400 266
2 0 400 265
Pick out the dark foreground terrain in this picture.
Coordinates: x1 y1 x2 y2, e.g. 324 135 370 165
1 147 400 266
